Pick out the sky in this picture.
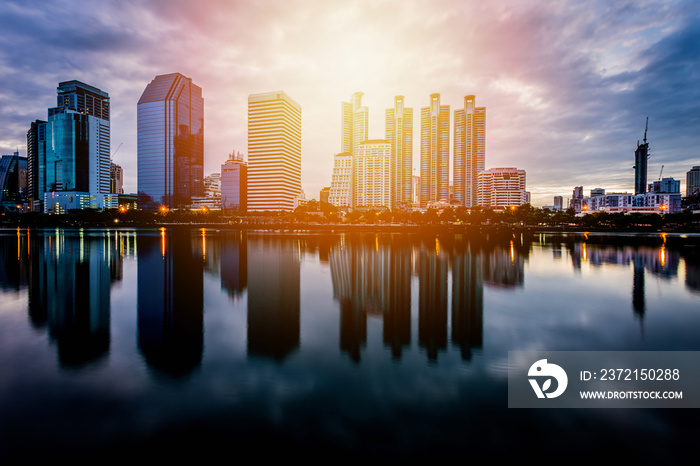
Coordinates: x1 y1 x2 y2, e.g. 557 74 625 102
0 0 698 207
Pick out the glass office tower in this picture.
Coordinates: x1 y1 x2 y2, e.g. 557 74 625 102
44 81 111 204
137 73 204 211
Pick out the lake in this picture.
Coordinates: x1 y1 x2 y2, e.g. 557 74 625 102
1 227 699 460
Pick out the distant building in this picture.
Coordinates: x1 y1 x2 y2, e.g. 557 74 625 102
319 186 330 204
137 73 203 211
648 177 680 194
591 188 605 197
553 195 563 210
221 152 247 212
420 93 450 207
477 167 527 210
247 91 301 211
687 166 700 198
571 186 584 211
110 162 123 194
634 120 650 195
353 140 391 210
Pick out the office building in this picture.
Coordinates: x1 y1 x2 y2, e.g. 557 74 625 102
137 73 204 211
43 81 112 212
247 91 301 211
686 166 700 198
477 167 527 210
221 152 247 211
353 140 392 210
454 95 485 208
27 120 47 211
420 93 449 208
385 95 413 210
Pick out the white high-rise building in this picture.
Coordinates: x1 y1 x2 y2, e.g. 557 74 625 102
247 91 301 211
328 152 352 208
385 95 413 210
454 95 485 208
420 93 449 208
353 140 391 210
477 167 527 210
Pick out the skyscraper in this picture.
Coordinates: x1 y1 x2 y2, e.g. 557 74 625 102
353 140 392 209
385 96 413 210
137 73 204 211
26 120 46 211
42 81 111 212
247 91 301 211
341 92 368 156
420 93 449 208
687 166 700 198
634 118 649 196
454 95 485 208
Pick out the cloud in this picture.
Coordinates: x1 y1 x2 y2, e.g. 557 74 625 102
0 0 698 205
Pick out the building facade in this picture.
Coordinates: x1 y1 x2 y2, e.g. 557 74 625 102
453 95 485 208
353 140 391 210
110 162 123 194
247 91 301 211
42 81 111 212
342 92 368 156
0 152 27 212
137 73 204 211
420 93 449 208
634 122 650 195
328 152 353 208
477 167 527 210
686 166 700 198
385 95 413 210
221 152 247 212
27 120 47 211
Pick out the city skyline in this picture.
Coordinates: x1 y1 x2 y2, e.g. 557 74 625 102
0 1 698 207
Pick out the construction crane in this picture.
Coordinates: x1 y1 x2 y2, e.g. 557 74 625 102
111 142 122 161
658 164 664 181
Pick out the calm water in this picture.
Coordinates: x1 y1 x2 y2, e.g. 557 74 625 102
0 228 699 460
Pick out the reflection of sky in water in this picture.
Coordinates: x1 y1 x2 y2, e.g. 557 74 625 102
0 229 699 459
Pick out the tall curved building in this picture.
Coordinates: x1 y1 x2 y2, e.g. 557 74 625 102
137 73 204 211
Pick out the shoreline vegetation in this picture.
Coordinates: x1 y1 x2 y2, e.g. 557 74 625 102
2 204 700 242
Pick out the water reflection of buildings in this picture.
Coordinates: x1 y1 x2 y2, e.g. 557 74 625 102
418 237 448 361
330 235 412 362
481 241 525 289
137 229 203 377
247 235 300 361
220 231 247 299
9 230 128 367
565 242 683 323
449 243 483 361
